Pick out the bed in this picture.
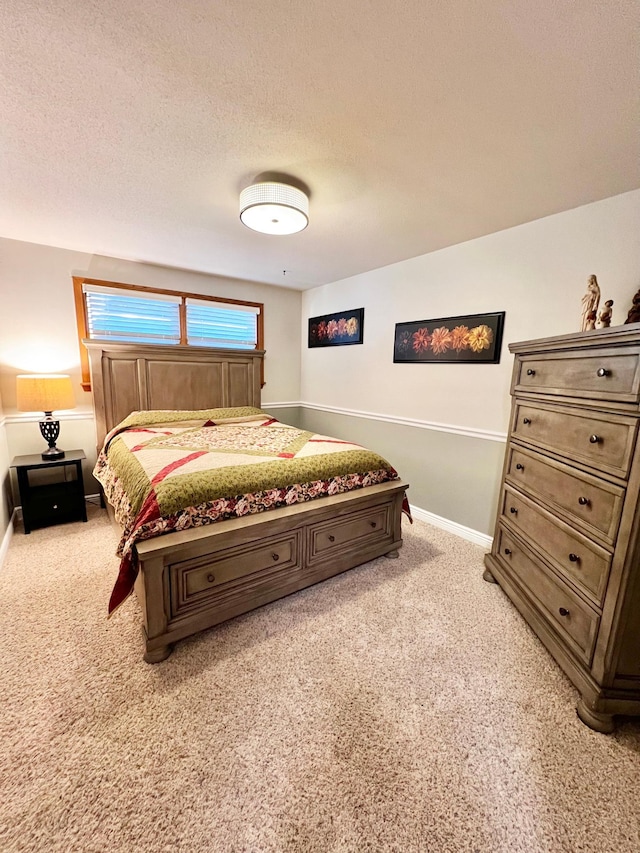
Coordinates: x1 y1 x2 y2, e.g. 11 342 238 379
86 341 409 662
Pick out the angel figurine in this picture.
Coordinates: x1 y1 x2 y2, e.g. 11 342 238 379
581 275 601 331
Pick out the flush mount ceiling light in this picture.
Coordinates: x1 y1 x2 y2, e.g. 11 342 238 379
239 181 309 235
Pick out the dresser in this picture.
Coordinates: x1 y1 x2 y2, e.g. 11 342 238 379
484 325 640 732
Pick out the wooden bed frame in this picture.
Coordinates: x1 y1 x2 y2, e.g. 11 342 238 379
85 341 407 662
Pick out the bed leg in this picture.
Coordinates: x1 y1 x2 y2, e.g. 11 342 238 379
385 549 400 559
143 644 172 664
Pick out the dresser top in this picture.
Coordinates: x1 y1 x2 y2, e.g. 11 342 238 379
509 322 640 355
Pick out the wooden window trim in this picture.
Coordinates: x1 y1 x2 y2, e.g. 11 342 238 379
73 276 265 391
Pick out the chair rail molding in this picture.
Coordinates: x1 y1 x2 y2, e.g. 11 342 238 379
297 401 507 443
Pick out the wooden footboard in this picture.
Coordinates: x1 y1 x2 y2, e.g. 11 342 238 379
133 480 408 662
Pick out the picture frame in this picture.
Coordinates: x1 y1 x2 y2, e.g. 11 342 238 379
393 311 505 364
308 307 364 348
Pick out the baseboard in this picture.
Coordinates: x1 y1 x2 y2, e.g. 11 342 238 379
409 503 493 550
0 509 16 570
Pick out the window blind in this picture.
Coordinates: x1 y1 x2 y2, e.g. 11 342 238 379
185 299 259 349
83 285 181 345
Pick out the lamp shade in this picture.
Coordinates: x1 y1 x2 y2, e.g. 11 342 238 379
16 374 76 413
239 181 309 235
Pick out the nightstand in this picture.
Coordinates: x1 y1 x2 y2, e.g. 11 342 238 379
11 450 88 534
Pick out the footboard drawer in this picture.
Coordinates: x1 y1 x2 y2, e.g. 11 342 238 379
170 531 301 616
307 504 392 565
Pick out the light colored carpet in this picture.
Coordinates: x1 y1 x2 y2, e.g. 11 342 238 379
1 506 639 853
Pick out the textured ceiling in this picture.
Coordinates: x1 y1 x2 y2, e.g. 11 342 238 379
2 1 639 289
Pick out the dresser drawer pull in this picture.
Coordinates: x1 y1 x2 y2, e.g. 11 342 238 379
207 573 215 584
558 607 570 617
597 368 610 377
589 434 601 444
526 368 536 376
568 553 580 563
272 553 279 561
523 417 531 425
328 535 335 542
578 496 590 506
370 521 377 528
509 506 518 514
515 463 524 471
504 548 512 556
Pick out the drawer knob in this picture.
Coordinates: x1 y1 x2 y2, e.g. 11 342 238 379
526 368 536 376
558 607 570 617
569 553 580 563
523 417 531 425
589 434 601 444
370 521 377 528
515 463 524 471
207 573 215 583
272 553 279 561
597 368 610 378
328 535 335 542
578 496 590 506
504 548 512 555
509 506 518 514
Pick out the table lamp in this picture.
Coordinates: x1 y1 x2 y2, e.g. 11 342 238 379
16 374 76 459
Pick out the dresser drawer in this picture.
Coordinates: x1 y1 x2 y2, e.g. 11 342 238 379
500 485 611 603
307 504 391 565
512 401 637 479
496 526 600 664
506 446 624 545
170 532 301 616
514 348 640 403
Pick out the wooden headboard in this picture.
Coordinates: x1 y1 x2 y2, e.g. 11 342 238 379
84 341 264 446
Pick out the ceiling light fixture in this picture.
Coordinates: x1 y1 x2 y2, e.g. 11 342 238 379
239 181 309 235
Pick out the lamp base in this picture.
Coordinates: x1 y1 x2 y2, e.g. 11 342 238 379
39 415 65 460
41 446 65 460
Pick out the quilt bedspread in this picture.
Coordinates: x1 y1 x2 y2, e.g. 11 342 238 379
94 407 400 613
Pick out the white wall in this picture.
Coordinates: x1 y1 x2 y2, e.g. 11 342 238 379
0 238 302 499
300 190 640 534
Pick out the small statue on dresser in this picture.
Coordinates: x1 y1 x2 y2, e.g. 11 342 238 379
597 300 614 328
625 289 640 324
580 274 601 331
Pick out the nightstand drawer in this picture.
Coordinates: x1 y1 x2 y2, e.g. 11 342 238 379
496 526 600 664
506 445 624 545
500 485 611 603
512 401 637 479
27 482 83 522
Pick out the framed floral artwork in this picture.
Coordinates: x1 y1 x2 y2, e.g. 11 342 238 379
308 308 364 348
393 311 505 364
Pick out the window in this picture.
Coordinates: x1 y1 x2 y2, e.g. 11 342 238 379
73 277 264 391
84 285 182 345
185 299 259 349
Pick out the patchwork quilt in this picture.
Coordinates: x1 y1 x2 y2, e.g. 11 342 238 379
94 407 401 614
